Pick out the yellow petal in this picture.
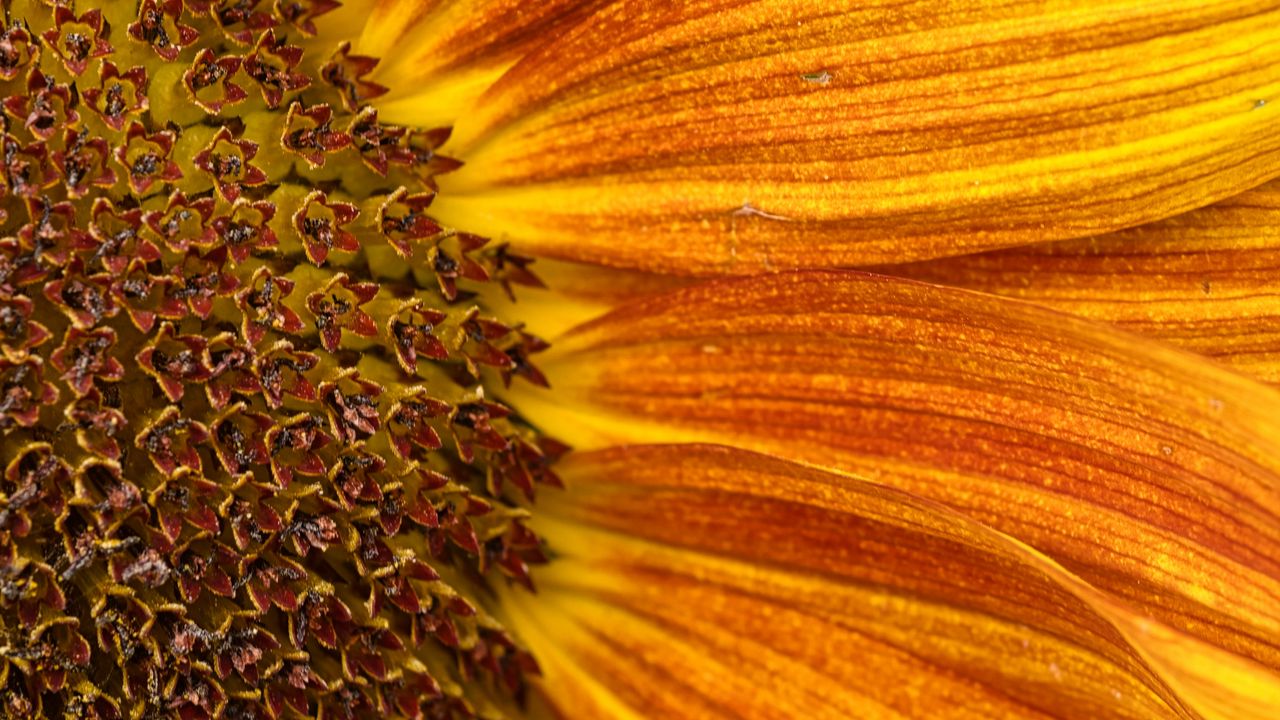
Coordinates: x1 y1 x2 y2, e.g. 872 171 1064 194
505 444 1280 719
426 0 1280 274
480 258 695 338
364 1 610 128
511 271 1280 679
868 180 1280 383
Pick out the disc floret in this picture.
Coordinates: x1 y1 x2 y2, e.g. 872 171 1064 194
0 2 555 718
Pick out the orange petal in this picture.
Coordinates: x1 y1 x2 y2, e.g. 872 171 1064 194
426 1 1280 274
867 180 1280 383
363 1 609 128
507 444 1280 719
512 271 1280 679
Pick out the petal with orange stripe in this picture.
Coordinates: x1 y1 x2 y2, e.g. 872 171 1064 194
356 0 609 128
867 179 1280 384
507 445 1280 719
426 0 1280 275
511 271 1280 681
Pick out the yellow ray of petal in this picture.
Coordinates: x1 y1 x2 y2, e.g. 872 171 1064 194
504 445 1280 719
508 270 1280 681
865 179 1280 384
309 0 377 41
361 1 608 128
481 258 696 338
426 0 1280 275
527 258 695 307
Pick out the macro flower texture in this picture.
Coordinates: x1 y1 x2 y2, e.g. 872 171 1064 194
0 0 1278 718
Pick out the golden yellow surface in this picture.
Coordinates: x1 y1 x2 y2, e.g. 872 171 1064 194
421 1 1280 274
511 444 1279 719
510 270 1280 717
872 179 1280 384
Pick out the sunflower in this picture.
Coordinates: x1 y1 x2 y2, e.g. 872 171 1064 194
0 1 1278 719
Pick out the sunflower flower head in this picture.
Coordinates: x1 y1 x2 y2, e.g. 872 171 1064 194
5 1 1280 719
0 2 559 717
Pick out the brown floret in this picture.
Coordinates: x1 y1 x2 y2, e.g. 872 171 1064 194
0 3 553 718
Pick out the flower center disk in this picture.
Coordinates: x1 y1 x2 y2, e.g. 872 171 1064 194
0 2 558 718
